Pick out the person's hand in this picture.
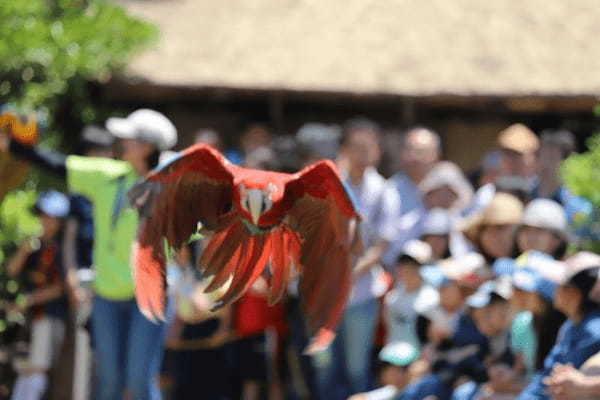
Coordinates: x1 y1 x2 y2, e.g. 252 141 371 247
544 363 587 400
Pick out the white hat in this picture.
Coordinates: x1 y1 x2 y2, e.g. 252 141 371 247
398 240 433 265
422 208 452 236
521 199 567 237
106 109 177 151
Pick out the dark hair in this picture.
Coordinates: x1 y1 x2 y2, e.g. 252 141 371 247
395 254 421 267
532 298 566 370
540 130 576 159
340 117 381 147
567 266 600 315
146 150 161 170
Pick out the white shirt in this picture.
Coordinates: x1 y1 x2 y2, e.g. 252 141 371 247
384 283 439 347
344 167 390 305
380 173 427 266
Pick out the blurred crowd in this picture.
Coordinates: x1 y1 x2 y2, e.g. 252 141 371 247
1 110 600 400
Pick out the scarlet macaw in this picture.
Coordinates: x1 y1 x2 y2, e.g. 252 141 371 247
129 143 361 352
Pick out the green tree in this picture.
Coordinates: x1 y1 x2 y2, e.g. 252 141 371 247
561 133 600 252
0 1 157 390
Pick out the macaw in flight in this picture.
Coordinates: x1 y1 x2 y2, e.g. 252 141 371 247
129 143 361 353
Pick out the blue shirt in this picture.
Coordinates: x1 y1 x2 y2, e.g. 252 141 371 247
517 310 600 400
395 374 453 400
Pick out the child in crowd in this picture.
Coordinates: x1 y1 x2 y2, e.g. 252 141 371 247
7 191 70 400
516 199 568 259
384 240 438 348
349 342 420 400
518 252 600 399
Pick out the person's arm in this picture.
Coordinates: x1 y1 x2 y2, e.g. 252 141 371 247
544 363 600 400
62 217 84 309
6 241 35 277
24 282 64 308
7 138 67 178
352 238 389 280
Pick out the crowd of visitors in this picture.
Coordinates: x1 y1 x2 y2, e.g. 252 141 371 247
1 110 600 400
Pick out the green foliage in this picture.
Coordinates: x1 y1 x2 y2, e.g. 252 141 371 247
561 134 600 208
0 0 157 127
561 133 600 252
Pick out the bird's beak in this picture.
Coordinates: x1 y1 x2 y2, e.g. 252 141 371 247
247 189 263 225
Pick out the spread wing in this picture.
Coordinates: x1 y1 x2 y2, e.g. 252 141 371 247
128 144 235 321
283 160 361 353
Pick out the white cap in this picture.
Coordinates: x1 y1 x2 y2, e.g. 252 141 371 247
106 109 177 151
398 240 432 265
522 199 567 236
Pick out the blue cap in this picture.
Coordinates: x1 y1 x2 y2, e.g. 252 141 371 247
420 265 449 288
512 268 556 301
493 258 516 277
33 190 70 218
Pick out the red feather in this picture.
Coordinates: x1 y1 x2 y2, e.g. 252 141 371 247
129 144 360 353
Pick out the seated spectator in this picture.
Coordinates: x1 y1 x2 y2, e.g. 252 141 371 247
7 191 70 400
452 280 525 399
511 252 566 375
384 241 438 348
516 199 568 259
461 193 523 265
420 209 453 262
417 253 489 352
517 252 600 399
349 342 420 400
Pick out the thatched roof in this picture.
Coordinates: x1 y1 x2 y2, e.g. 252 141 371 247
120 0 600 97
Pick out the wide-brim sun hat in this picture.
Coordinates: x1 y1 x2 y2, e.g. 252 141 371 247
461 192 524 244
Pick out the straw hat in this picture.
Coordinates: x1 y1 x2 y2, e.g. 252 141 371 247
497 124 539 154
461 192 524 244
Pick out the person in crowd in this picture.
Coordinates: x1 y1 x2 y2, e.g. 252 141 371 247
419 209 453 262
419 161 473 214
510 254 566 376
230 277 285 400
516 199 569 259
163 243 233 400
1 108 177 399
239 124 272 164
496 123 539 183
194 128 224 151
314 118 389 399
62 125 114 310
517 252 600 399
530 129 592 222
461 193 523 265
349 342 421 400
7 191 70 400
296 122 341 165
417 253 489 352
381 127 442 267
452 279 526 399
471 150 501 189
60 125 114 400
384 240 438 348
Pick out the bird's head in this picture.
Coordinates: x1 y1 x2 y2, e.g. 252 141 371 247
238 183 277 225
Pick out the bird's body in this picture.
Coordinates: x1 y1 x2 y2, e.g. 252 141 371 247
129 143 361 352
